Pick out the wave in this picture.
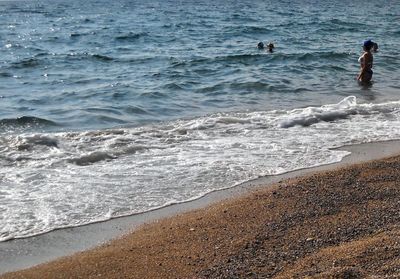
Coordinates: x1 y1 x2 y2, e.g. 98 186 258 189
122 105 149 115
235 25 272 34
170 54 266 69
297 52 350 62
66 144 154 166
278 96 400 128
67 52 114 62
69 30 97 38
163 82 186 91
68 151 116 166
89 115 127 125
11 8 47 15
70 33 83 37
115 32 148 42
0 72 13 77
23 52 114 68
170 51 351 71
4 96 398 169
91 54 114 61
326 18 363 32
2 97 399 168
116 56 157 64
2 96 400 243
0 116 58 128
10 58 42 69
7 134 59 152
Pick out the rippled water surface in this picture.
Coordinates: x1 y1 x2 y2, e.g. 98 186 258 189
0 0 399 241
1 0 399 131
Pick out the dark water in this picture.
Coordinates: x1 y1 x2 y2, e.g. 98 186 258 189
1 0 400 241
1 0 399 132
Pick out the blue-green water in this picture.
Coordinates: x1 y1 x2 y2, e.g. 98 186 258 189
1 0 400 241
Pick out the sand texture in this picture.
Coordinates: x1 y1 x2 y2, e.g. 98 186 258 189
2 155 400 278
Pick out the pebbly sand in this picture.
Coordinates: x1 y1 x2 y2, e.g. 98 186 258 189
1 141 400 278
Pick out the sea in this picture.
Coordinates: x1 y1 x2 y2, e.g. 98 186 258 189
1 0 400 242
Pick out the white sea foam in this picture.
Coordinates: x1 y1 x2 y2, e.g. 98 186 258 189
279 96 357 128
1 97 400 241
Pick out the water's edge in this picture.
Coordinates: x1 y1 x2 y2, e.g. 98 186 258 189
1 139 400 275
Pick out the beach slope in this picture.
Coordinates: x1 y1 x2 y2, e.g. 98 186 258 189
2 155 400 278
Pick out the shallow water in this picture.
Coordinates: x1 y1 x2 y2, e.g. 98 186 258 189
1 0 400 241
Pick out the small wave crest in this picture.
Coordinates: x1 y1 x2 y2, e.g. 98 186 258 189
7 134 59 151
115 32 148 42
0 116 58 131
91 54 114 61
215 53 265 64
297 51 350 62
66 52 114 62
242 25 271 33
123 105 149 115
171 54 266 69
68 151 116 166
0 72 13 78
279 96 358 128
10 58 42 69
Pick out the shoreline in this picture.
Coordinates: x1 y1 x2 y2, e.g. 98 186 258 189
1 139 400 276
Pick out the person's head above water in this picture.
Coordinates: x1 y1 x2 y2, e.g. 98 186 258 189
257 41 264 49
363 39 374 51
267 42 275 52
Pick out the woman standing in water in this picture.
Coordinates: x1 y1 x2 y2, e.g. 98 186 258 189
357 40 374 83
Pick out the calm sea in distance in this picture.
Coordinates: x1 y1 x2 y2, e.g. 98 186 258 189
1 0 400 241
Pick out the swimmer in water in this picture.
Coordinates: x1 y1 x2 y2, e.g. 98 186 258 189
257 42 264 49
357 40 374 84
267 42 275 53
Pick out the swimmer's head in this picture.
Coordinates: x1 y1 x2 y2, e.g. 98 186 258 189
267 42 275 52
363 39 374 51
257 42 264 49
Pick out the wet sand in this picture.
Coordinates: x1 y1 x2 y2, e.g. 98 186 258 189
1 141 400 278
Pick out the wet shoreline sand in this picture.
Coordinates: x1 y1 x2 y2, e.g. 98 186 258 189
1 140 400 278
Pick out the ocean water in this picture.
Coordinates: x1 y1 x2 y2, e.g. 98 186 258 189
1 0 400 241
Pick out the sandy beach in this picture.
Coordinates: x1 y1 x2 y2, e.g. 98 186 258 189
2 141 400 278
